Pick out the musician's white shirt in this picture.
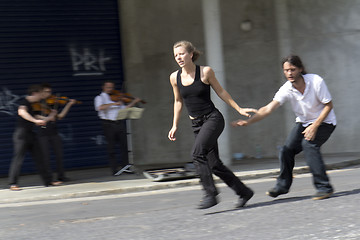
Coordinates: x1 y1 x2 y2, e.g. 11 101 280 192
94 92 125 121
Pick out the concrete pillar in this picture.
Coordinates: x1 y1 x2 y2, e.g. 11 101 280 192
202 0 231 165
275 0 294 134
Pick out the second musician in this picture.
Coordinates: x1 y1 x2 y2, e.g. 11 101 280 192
94 80 141 175
37 83 77 182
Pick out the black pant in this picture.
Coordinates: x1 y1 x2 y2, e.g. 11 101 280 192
276 123 335 193
9 128 52 186
39 133 65 180
191 109 251 197
102 120 129 174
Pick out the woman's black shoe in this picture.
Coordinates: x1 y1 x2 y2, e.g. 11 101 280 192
236 189 254 208
197 195 218 209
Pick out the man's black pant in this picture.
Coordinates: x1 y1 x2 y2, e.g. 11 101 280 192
102 120 129 174
276 122 335 193
9 128 52 186
191 109 250 197
39 134 65 181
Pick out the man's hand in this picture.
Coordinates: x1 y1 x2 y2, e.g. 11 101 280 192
231 119 249 127
68 99 77 105
47 109 58 122
302 124 318 141
113 101 123 106
34 119 46 126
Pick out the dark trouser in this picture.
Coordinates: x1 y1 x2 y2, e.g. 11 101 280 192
9 128 52 186
276 123 335 193
102 120 129 174
191 109 251 197
39 134 65 180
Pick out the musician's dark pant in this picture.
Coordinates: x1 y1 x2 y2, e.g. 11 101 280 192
276 122 335 193
9 128 52 186
191 109 251 197
102 120 129 174
39 134 65 180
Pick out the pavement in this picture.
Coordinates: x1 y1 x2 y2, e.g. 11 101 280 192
1 152 359 204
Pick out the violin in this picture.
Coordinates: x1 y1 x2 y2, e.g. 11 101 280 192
45 95 82 105
31 95 81 115
109 90 146 104
31 102 52 115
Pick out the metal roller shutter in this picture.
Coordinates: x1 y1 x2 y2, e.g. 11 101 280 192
0 0 124 176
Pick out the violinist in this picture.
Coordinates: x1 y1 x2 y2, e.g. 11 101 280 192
36 83 77 183
8 84 58 191
94 80 141 175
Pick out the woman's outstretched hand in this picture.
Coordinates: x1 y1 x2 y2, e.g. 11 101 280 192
232 108 257 127
238 108 258 118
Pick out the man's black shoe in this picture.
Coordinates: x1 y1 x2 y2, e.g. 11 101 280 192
266 188 288 198
312 191 333 200
58 177 71 182
236 189 254 208
197 195 218 209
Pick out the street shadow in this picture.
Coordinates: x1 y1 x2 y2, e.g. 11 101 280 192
205 188 360 215
205 195 310 215
332 188 360 198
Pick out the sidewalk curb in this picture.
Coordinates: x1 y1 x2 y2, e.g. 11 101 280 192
233 159 360 181
1 159 359 204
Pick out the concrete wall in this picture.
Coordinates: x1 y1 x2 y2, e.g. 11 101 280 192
119 0 359 167
220 0 287 158
285 0 360 153
119 0 205 167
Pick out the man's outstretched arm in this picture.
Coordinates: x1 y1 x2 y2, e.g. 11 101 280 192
232 100 281 127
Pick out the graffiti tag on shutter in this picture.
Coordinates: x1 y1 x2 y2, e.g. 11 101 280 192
0 87 24 116
70 47 112 76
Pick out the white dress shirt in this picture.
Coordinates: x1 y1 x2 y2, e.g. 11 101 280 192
94 92 125 121
273 74 337 127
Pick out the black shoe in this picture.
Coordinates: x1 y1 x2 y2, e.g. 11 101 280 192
58 177 70 182
197 195 218 209
312 191 333 200
45 181 62 187
236 189 254 208
266 187 288 198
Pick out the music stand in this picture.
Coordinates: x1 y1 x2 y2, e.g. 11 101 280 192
114 107 144 176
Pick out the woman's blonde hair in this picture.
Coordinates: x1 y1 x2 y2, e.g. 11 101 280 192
173 40 202 62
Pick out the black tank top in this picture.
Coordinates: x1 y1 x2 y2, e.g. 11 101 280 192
177 65 215 117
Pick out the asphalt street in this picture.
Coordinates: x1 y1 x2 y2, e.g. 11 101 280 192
1 166 359 240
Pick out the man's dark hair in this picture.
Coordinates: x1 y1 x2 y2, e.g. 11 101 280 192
102 80 116 86
41 82 52 89
281 55 307 74
27 84 43 95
